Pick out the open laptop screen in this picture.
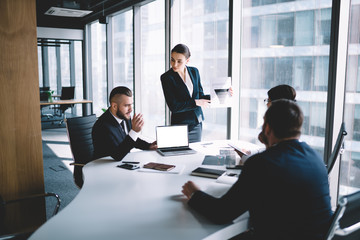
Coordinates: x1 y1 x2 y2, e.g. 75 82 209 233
156 125 189 149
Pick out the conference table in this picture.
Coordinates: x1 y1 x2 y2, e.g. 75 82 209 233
30 140 260 240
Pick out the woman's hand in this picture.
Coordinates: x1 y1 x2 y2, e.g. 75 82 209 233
195 99 211 108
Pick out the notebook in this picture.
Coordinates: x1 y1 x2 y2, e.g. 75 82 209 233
156 125 196 156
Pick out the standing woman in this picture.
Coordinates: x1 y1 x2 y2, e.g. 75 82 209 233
160 44 211 143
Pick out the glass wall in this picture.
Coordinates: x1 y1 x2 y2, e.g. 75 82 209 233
239 0 332 156
140 0 166 138
38 39 84 116
90 22 108 116
112 10 134 91
340 1 360 195
176 0 230 141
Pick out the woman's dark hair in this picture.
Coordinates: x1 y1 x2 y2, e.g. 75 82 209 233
171 44 191 59
265 99 303 139
109 86 132 103
267 84 296 102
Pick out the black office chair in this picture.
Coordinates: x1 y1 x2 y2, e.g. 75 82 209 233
325 190 360 240
56 86 75 124
0 192 61 240
327 122 347 175
65 114 97 188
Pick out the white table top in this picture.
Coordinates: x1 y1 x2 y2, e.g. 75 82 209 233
30 140 257 240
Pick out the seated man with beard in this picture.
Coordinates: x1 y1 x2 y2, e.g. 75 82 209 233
92 86 157 161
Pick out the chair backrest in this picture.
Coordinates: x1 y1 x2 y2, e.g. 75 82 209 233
60 86 75 100
325 190 360 239
66 114 97 188
327 122 347 174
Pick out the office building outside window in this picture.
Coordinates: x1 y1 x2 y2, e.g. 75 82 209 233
341 2 360 195
112 10 134 91
140 0 166 138
90 22 108 116
239 0 332 157
177 0 230 141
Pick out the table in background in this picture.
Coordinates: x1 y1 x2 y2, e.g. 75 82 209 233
29 140 258 240
40 99 93 119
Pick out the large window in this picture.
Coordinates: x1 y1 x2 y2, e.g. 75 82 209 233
239 0 332 156
176 0 230 141
139 0 166 138
112 10 133 90
340 2 360 195
90 22 108 116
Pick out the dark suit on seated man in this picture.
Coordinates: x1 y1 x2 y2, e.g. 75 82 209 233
182 100 333 240
92 86 157 161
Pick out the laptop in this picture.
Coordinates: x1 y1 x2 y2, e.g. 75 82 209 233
156 125 196 156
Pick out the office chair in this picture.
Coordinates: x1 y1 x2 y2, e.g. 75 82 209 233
327 122 347 175
325 190 360 240
65 114 97 188
0 192 61 240
57 86 75 124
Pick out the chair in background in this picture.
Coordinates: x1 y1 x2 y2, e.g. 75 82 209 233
65 114 97 188
325 190 360 239
327 122 347 175
0 192 60 240
57 86 75 124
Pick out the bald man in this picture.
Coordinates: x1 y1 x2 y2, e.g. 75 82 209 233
92 86 157 161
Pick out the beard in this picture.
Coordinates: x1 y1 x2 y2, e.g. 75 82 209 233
116 109 130 120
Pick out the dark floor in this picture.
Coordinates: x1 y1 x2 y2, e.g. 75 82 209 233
42 126 80 219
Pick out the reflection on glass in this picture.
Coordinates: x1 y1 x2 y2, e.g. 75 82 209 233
140 0 166 139
179 0 230 140
90 22 108 116
239 0 332 156
340 3 360 195
112 10 133 91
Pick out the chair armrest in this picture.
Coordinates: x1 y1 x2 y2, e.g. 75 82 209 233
4 192 61 216
69 163 85 167
335 222 360 236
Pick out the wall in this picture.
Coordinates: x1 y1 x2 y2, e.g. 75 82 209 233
0 0 45 233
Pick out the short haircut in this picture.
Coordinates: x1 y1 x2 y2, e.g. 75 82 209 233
264 99 303 139
109 86 132 104
267 84 296 102
171 44 191 59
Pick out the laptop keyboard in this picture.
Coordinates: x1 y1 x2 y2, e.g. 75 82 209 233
160 147 192 152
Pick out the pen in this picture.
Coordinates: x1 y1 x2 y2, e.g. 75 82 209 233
122 161 140 164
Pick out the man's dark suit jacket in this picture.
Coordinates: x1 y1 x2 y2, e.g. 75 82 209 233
188 139 333 240
92 109 150 161
160 66 210 129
